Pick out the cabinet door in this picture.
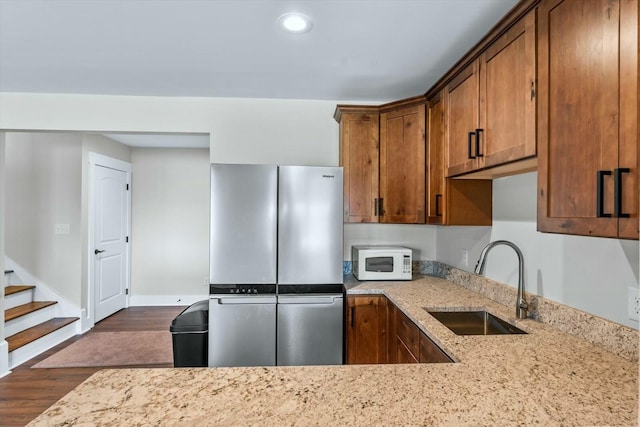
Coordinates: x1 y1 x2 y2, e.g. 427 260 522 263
346 296 388 364
396 310 419 356
419 332 452 363
537 0 622 238
618 0 639 240
445 62 480 177
386 301 397 363
339 112 380 223
379 104 426 224
479 10 536 169
427 93 445 224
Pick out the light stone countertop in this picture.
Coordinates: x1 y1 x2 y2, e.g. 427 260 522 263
29 276 639 426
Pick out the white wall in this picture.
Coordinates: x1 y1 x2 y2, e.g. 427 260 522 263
344 224 437 261
438 172 640 329
0 93 342 166
0 132 8 377
5 132 83 305
2 132 132 329
1 93 638 329
129 148 209 303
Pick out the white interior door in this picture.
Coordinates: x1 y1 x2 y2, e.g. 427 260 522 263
93 163 129 322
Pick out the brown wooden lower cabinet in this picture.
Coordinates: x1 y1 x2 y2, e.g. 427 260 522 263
346 295 452 364
346 295 388 364
419 331 453 363
396 338 419 364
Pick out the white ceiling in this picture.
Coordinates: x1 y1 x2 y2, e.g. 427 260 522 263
0 0 519 102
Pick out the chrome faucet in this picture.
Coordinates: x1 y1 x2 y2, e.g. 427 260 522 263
474 240 528 319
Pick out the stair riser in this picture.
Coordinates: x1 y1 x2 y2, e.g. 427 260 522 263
8 321 78 369
5 305 57 337
4 290 34 310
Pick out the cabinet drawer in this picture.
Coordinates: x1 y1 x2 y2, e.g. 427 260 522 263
396 310 419 356
419 332 452 363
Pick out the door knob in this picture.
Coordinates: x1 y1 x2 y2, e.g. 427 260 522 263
94 249 105 255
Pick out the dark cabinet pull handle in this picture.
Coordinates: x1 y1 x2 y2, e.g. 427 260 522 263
435 194 442 217
468 131 476 159
374 198 378 216
379 198 384 216
614 168 631 218
475 128 484 157
350 306 355 328
597 170 612 218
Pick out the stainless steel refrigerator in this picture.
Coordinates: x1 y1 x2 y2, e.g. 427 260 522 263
208 164 344 367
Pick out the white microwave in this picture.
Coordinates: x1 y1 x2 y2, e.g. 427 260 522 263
352 245 412 281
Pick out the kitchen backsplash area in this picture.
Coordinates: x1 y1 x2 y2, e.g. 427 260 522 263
344 260 638 362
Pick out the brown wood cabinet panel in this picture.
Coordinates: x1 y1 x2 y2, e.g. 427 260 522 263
396 310 419 357
396 338 419 364
537 0 638 239
446 179 493 226
445 63 480 177
337 110 380 223
427 93 445 224
380 104 426 224
479 10 536 169
618 0 639 239
346 296 388 364
419 332 452 363
386 301 397 364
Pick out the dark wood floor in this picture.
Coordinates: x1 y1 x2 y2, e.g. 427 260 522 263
0 306 185 427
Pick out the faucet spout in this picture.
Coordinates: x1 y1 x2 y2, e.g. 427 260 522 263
474 240 528 319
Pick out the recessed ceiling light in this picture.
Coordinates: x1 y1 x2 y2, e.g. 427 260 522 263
278 12 313 34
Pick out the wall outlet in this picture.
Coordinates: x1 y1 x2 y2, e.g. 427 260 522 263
628 287 640 321
461 249 469 267
54 224 70 235
203 276 209 286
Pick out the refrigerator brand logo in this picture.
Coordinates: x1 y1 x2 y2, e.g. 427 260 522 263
322 174 335 178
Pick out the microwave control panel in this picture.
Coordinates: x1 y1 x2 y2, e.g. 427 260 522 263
403 255 411 273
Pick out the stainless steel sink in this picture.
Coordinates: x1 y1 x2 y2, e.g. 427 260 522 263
427 310 527 335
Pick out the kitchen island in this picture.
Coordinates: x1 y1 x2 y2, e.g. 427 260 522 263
29 276 638 426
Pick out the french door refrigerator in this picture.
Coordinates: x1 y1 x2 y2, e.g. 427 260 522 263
208 164 343 367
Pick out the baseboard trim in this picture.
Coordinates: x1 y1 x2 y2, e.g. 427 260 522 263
0 340 10 378
129 295 206 307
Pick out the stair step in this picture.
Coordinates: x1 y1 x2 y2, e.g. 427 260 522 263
5 301 57 322
4 285 35 297
7 317 79 352
4 269 14 275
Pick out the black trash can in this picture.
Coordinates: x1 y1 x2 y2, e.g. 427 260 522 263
170 300 209 367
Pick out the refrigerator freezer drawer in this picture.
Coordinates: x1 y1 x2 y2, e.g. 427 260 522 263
208 295 277 367
276 294 344 366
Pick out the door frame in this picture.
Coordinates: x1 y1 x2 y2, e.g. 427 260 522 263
87 152 132 328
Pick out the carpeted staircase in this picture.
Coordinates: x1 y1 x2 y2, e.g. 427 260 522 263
4 269 79 368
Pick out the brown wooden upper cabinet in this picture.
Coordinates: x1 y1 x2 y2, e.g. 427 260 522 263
537 0 639 240
445 10 537 178
427 91 492 225
335 107 380 223
335 96 426 224
379 100 426 224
